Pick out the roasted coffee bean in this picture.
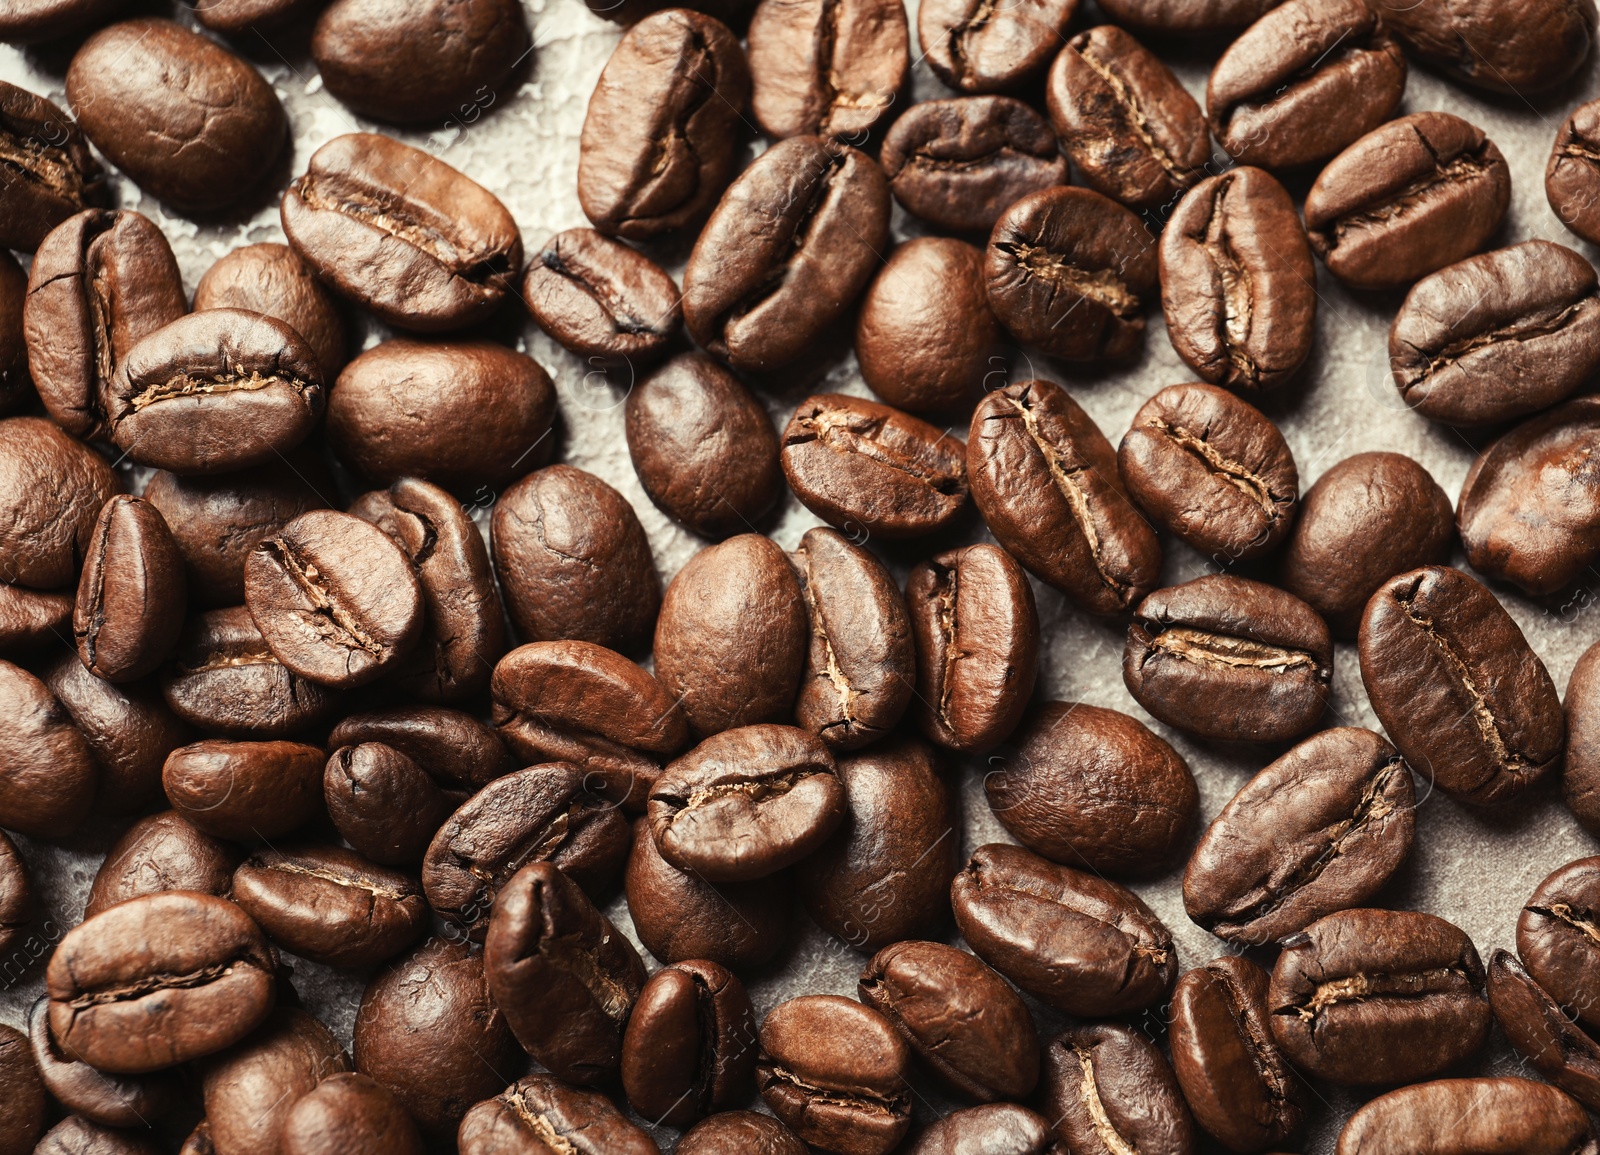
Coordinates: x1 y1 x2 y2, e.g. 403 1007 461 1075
1170 955 1304 1153
781 394 969 539
193 0 318 32
1040 1024 1194 1155
1046 25 1208 210
679 1112 808 1155
422 763 631 932
245 510 424 689
968 379 1161 613
329 706 510 789
525 229 680 367
1459 398 1600 594
1124 576 1331 743
1550 98 1600 246
0 0 124 41
280 1073 425 1155
311 0 529 125
919 0 1076 92
0 660 96 839
683 137 890 372
0 82 104 252
1269 908 1489 1084
283 134 522 332
352 938 519 1136
907 543 1038 753
0 252 27 416
33 1117 160 1155
491 640 689 809
620 960 756 1128
492 465 660 655
0 582 73 658
653 533 807 736
987 701 1197 876
85 810 239 918
625 815 792 969
747 0 906 140
625 353 782 539
1208 0 1405 169
202 1007 350 1155
1519 857 1600 1031
1119 383 1298 561
879 96 1066 234
856 237 1002 418
1185 728 1414 945
859 941 1038 1101
650 724 843 881
1359 565 1564 805
1391 241 1600 425
579 8 749 240
29 998 178 1130
45 651 189 814
1491 948 1600 1113
0 416 117 590
1160 167 1317 392
1338 1077 1597 1154
484 861 647 1085
0 1022 45 1155
1097 0 1278 34
906 1106 1057 1155
1305 112 1511 290
1374 0 1595 94
951 843 1177 1016
48 891 276 1074
458 1075 661 1155
194 243 346 381
0 831 29 957
73 496 185 683
1567 640 1600 836
163 740 324 842
324 744 458 866
758 995 911 1155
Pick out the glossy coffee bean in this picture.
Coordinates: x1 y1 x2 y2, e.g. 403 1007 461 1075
33 1117 160 1155
919 0 1076 92
458 1075 660 1155
968 379 1161 613
620 960 756 1128
324 743 458 866
879 97 1066 234
84 810 239 917
1046 25 1207 211
906 1106 1057 1155
1359 565 1563 806
492 465 660 655
194 0 318 32
0 1022 45 1155
29 998 178 1130
747 0 906 140
0 583 72 659
625 353 781 539
0 416 117 590
1519 857 1600 1031
1160 168 1316 392
525 228 681 367
951 843 1177 1016
1097 0 1277 34
163 740 324 842
0 831 29 957
1040 1024 1194 1155
0 83 104 253
1305 112 1510 290
859 941 1038 1101
1376 0 1595 94
987 701 1197 877
1489 948 1600 1113
283 134 522 332
329 706 510 789
1567 640 1600 837
194 243 346 381
280 1072 425 1155
73 496 185 683
0 660 96 839
1335 1077 1596 1155
679 1112 808 1155
1550 98 1600 245
201 1007 351 1155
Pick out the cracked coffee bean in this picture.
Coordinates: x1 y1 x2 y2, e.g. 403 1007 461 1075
524 228 681 367
201 1007 351 1155
1518 857 1600 1032
1374 0 1595 94
1039 1023 1195 1155
919 0 1076 93
324 743 459 866
328 705 510 790
1359 564 1564 806
1335 1076 1596 1155
746 0 906 140
458 1075 660 1155
619 959 756 1128
1566 639 1600 837
905 1105 1057 1155
280 1072 425 1155
162 739 325 842
679 1112 808 1155
0 659 96 840
1490 948 1600 1113
28 998 178 1130
0 82 105 252
194 242 347 382
0 831 30 958
84 810 239 918
1549 97 1600 245
74 495 185 683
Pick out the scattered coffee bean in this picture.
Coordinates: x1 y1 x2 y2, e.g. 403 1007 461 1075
919 0 1076 92
201 1007 350 1155
458 1075 661 1155
28 997 178 1130
0 582 73 658
1039 1023 1195 1155
1335 1076 1595 1154
1098 0 1278 34
1490 948 1600 1113
1375 0 1595 94
324 743 459 867
1567 639 1600 837
84 810 239 918
0 82 105 252
328 706 509 789
1518 856 1600 1032
194 0 318 32
619 959 756 1127
1549 97 1600 245
163 739 324 842
0 417 117 590
525 228 681 367
73 496 185 683
747 0 906 140
194 243 347 381
679 1111 808 1155
280 1072 425 1155
0 660 96 839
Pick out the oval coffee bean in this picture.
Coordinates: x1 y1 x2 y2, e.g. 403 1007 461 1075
1567 639 1600 837
747 0 906 140
620 960 756 1128
0 1022 45 1155
1040 1023 1194 1155
1335 1077 1595 1155
1269 907 1489 1084
163 740 324 842
1118 382 1299 561
28 998 178 1130
525 228 681 367
85 810 239 917
282 133 522 332
1377 0 1594 94
859 941 1038 1102
195 0 318 34
578 8 750 240
74 496 185 683
0 831 30 957
280 1072 425 1155
1491 948 1600 1113
194 243 347 381
987 701 1197 877
0 416 118 590
919 0 1075 92
1097 0 1277 34
47 891 276 1074
324 743 458 866
1305 112 1511 290
201 1007 351 1155
1550 97 1600 246
679 1112 808 1155
969 378 1161 613
0 660 96 839
1359 564 1563 805
951 843 1177 1017
1046 25 1207 210
1519 857 1600 1031
34 1117 160 1155
1160 167 1317 392
329 706 510 789
458 1075 660 1155
0 583 72 659
0 83 104 253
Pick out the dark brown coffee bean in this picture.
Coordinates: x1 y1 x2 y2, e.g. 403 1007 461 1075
194 243 347 381
987 700 1197 876
919 0 1075 92
33 1117 161 1155
0 659 96 839
1550 98 1600 246
907 543 1038 753
683 137 890 373
1119 383 1298 561
1269 907 1490 1084
859 941 1038 1102
194 0 318 32
29 998 178 1130
311 0 529 124
1518 857 1600 1031
620 960 756 1128
1359 565 1564 806
48 891 277 1074
951 843 1177 1016
324 743 458 867
85 810 239 918
968 379 1161 613
0 1022 46 1155
1459 398 1600 594
280 1072 424 1155
1337 1076 1596 1155
1305 112 1511 290
329 706 510 789
0 831 29 957
1567 640 1600 837
1096 0 1278 34
458 1075 661 1155
73 496 185 683
1376 0 1595 94
282 133 522 332
625 353 781 539
163 739 324 842
492 464 660 655
525 228 681 367
0 82 105 253
0 416 117 590
1489 948 1600 1113
1046 25 1208 210
879 96 1066 234
1160 167 1317 392
653 533 807 736
578 8 750 241
0 582 73 658
747 0 907 139
201 1008 351 1155
679 1112 808 1155
1040 1024 1194 1155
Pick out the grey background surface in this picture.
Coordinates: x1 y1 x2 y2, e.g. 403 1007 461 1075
5 0 1600 1150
